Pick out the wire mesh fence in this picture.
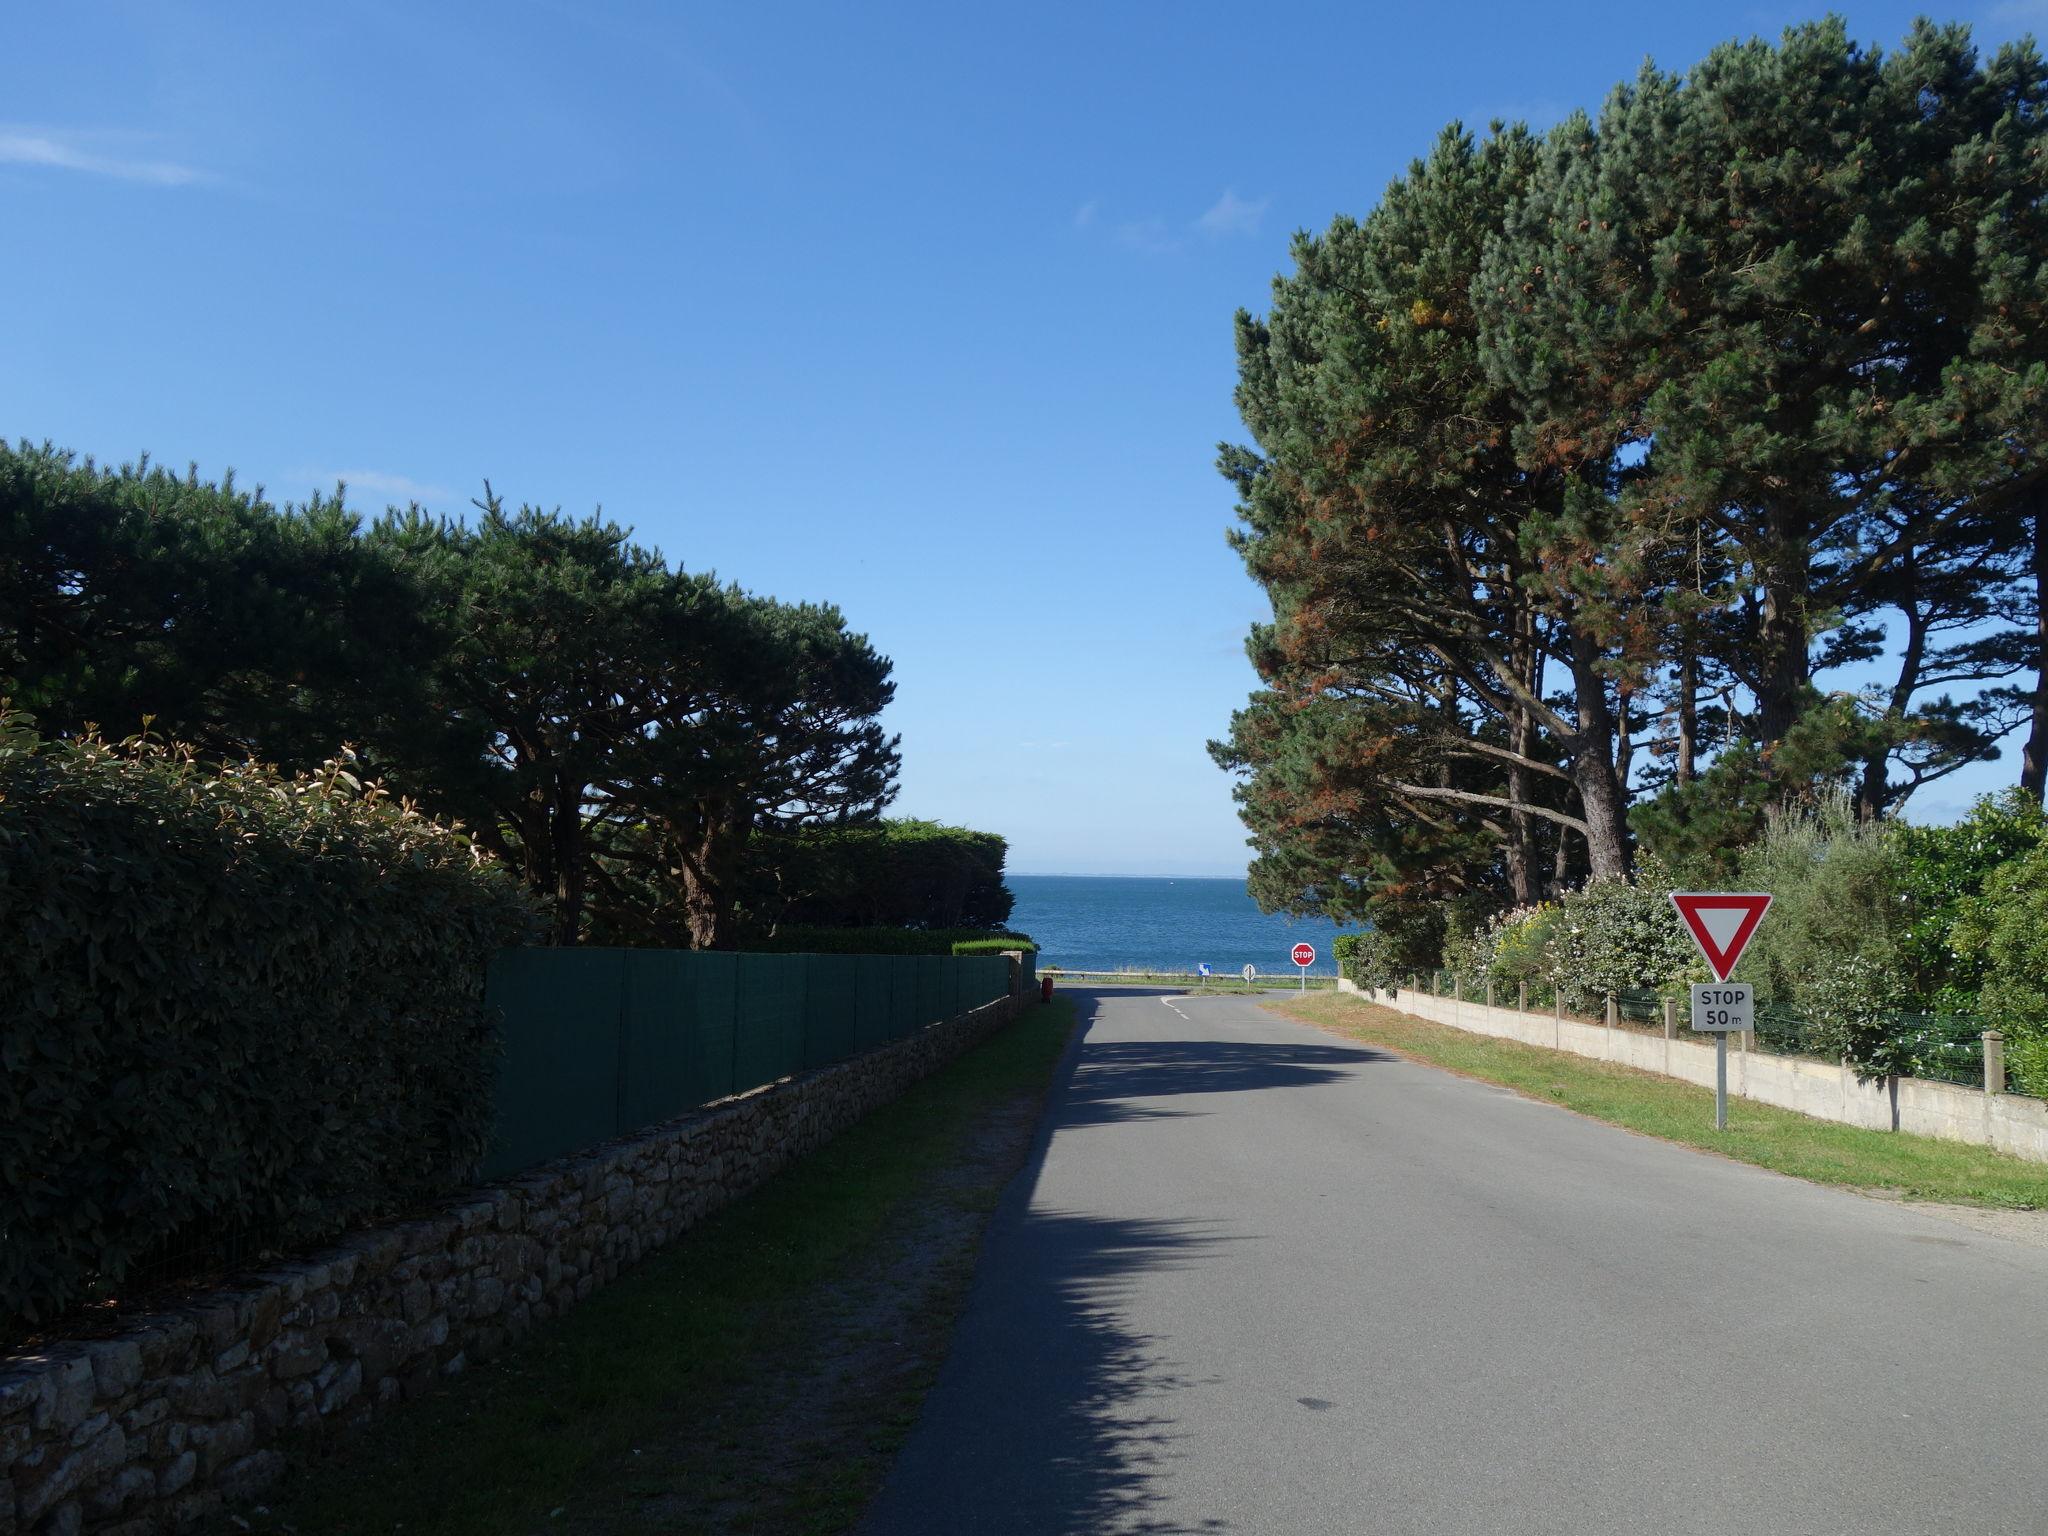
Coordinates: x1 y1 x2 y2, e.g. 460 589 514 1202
1385 970 2033 1098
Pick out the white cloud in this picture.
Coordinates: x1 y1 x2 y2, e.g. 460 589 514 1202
0 128 207 187
321 469 456 506
1080 189 1271 255
1196 188 1268 238
1115 216 1180 254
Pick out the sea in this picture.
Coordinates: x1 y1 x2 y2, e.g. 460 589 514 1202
1006 874 1360 977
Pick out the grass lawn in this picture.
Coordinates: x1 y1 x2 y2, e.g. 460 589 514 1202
225 998 1076 1536
1272 992 2048 1210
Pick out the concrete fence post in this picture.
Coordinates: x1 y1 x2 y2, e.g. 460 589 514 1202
1662 997 1677 1040
1518 980 1528 1014
1454 975 1463 1004
1605 994 1618 1028
1485 978 1495 1009
1984 1030 2006 1096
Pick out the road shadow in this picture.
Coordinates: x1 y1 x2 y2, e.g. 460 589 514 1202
1061 1036 1388 1127
866 1008 1380 1534
865 1206 1239 1535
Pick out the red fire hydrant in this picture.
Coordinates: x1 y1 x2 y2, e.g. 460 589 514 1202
1040 975 1055 1003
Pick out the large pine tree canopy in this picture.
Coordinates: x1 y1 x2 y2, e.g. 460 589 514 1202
1216 18 2048 962
0 445 904 948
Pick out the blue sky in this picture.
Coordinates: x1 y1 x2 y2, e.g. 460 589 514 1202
5 1 2043 876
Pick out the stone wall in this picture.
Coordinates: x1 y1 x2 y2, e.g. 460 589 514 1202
0 990 1037 1536
1339 978 2048 1162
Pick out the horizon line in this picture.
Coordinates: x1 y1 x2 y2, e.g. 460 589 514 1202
1008 870 1249 881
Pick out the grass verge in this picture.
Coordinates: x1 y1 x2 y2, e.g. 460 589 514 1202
226 998 1076 1536
1271 993 2048 1210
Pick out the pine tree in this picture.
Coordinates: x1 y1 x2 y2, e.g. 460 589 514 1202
1484 19 2048 814
1218 123 1642 918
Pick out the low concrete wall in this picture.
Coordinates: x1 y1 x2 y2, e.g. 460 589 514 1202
1336 977 2048 1163
0 991 1038 1536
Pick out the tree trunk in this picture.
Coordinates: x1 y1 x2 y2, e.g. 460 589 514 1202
1858 573 1924 822
674 804 744 950
1566 632 1632 882
2024 499 2048 804
1505 752 1535 906
681 876 728 950
1612 682 1635 795
1676 644 1697 785
1754 526 1811 747
549 786 585 946
1506 610 1539 907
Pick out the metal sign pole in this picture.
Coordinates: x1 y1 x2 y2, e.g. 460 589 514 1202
1674 893 1772 1135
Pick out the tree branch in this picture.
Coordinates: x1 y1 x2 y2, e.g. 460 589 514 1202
1388 782 1591 834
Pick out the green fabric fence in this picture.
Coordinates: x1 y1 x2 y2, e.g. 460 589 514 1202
481 948 1015 1178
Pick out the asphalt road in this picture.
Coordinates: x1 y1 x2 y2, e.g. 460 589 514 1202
862 987 2048 1535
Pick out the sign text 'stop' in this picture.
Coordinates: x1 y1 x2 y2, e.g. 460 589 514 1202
1670 892 1772 982
1292 942 1316 968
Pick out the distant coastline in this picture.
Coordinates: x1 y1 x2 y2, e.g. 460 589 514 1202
1007 871 1250 882
1006 873 1355 975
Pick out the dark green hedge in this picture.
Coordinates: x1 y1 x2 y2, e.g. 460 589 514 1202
0 717 538 1330
761 819 1016 932
756 925 1036 956
1333 931 1391 987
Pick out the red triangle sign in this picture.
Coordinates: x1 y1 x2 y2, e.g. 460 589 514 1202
1670 892 1772 982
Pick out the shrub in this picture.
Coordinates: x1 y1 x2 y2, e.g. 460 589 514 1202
1800 952 1915 1081
1544 872 1701 1013
1629 698 1884 881
1334 930 1401 989
1735 792 1909 1015
757 819 1016 933
0 717 538 1331
949 937 1040 957
2009 1034 2048 1101
1440 922 1495 992
1896 789 2048 1011
1953 845 2048 1097
1440 904 1562 996
1490 905 1561 987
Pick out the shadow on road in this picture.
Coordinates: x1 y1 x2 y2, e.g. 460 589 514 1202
1060 1036 1388 1126
868 1206 1238 1535
868 990 1385 1534
1005 1206 1240 1535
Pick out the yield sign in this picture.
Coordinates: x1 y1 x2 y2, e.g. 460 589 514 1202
1670 892 1772 982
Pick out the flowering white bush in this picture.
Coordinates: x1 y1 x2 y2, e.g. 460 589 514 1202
1443 903 1558 994
1544 875 1702 1013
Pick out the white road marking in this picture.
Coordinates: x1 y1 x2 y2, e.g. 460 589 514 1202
1161 997 1191 1020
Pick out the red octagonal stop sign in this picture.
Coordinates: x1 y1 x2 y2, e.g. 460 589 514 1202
1292 942 1316 968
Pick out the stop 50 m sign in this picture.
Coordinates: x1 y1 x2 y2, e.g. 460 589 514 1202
1292 943 1316 968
